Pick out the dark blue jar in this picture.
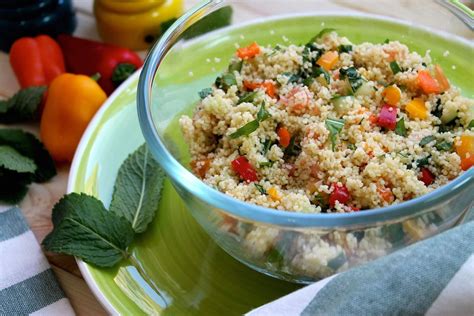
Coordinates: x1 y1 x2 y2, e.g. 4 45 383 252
0 0 76 52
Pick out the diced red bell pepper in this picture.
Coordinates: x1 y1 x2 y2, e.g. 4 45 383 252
329 183 351 207
377 104 397 130
231 156 258 182
419 167 435 186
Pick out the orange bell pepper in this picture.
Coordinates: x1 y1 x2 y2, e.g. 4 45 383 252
456 134 474 171
236 42 261 59
40 74 107 162
434 64 450 92
243 80 277 98
316 51 339 71
382 85 401 106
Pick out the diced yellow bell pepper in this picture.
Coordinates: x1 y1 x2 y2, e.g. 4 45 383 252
405 98 428 119
316 51 339 71
268 187 281 201
382 85 401 105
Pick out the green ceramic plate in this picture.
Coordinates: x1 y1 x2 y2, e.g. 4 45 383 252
69 14 473 315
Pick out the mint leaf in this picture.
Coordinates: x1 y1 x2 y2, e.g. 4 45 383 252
198 87 213 99
0 86 46 123
0 129 56 182
0 145 37 173
110 145 165 234
390 61 402 75
43 193 135 267
325 118 345 151
394 118 407 137
0 168 32 203
419 135 436 146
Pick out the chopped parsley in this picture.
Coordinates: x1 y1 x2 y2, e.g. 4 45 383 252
389 61 402 75
325 118 345 151
229 104 271 139
415 155 431 168
254 183 266 194
198 87 213 99
339 67 364 93
419 135 436 146
394 118 407 137
338 44 352 53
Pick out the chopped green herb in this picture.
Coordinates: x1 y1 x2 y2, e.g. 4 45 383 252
325 118 345 151
215 72 236 91
286 73 302 84
230 104 270 139
347 143 357 150
198 87 213 99
390 61 402 75
302 77 314 87
432 99 443 118
285 136 301 156
238 91 257 104
394 118 407 137
228 60 243 73
254 183 266 194
314 66 331 84
262 139 273 155
339 67 363 92
338 44 352 53
416 155 431 168
259 161 274 168
229 120 260 139
468 120 474 129
383 39 390 44
435 140 453 152
309 28 336 43
419 135 436 146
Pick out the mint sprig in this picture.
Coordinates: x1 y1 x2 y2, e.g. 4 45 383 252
0 86 46 123
43 144 165 266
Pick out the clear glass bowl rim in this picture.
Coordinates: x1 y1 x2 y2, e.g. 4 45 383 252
137 0 474 228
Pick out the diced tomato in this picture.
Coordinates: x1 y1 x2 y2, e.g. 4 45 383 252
350 206 361 212
377 186 394 203
243 80 277 98
417 70 439 94
236 42 261 59
231 156 258 182
377 104 398 130
419 167 435 186
277 127 291 148
329 183 351 207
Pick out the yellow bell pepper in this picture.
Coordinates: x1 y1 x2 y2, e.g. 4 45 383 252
40 74 107 162
268 187 281 201
405 98 428 120
316 51 339 71
94 0 184 50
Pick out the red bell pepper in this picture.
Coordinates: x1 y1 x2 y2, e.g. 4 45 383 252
419 167 435 186
10 35 65 88
377 104 397 130
231 156 258 182
329 183 351 207
57 35 143 95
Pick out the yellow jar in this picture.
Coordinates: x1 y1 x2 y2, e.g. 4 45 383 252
94 0 183 50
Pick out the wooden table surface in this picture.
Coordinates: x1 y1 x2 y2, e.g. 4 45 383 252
0 1 471 315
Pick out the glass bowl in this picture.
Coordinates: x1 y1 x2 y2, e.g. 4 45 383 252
138 0 474 283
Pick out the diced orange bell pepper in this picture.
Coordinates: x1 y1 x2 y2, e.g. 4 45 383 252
382 85 401 106
243 80 277 98
236 42 261 59
277 127 291 148
190 158 211 178
316 51 339 71
417 70 439 94
434 64 450 92
456 134 474 170
268 187 281 201
405 98 428 120
377 186 394 203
